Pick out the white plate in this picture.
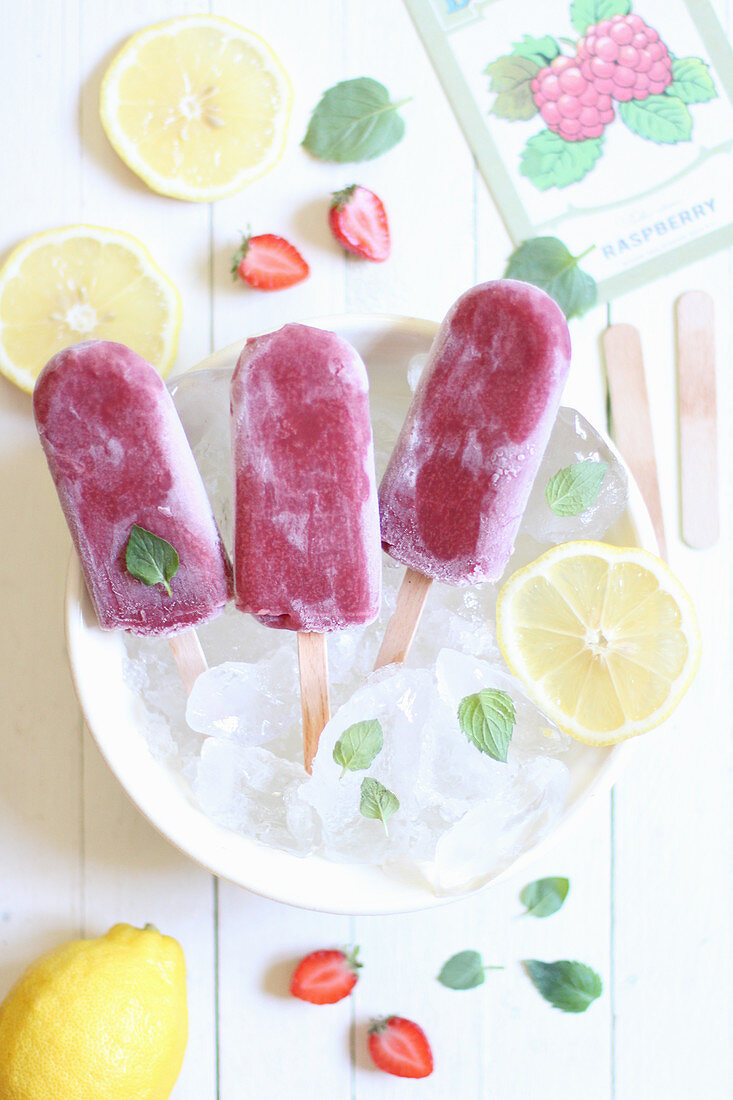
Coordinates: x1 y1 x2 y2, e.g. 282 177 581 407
65 313 655 915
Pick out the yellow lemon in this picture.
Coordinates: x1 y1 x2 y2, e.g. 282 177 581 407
0 923 188 1100
0 225 181 393
496 541 701 745
100 15 293 201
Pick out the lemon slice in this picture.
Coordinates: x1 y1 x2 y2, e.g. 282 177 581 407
100 15 292 201
496 541 701 745
0 225 181 392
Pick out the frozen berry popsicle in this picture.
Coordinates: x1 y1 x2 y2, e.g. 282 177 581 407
231 323 381 769
34 341 231 685
376 280 571 668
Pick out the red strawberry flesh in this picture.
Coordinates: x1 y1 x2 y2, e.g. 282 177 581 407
368 1015 434 1078
329 185 390 262
290 948 361 1005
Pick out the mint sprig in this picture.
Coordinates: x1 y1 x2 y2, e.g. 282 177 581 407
545 461 607 516
523 959 603 1013
505 236 597 319
458 689 516 763
125 525 179 596
437 950 503 990
302 78 408 162
333 719 383 777
519 877 570 918
359 778 399 836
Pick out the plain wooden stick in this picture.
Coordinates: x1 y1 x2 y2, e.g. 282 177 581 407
374 567 433 670
297 632 331 774
168 629 208 695
676 291 719 549
603 323 667 559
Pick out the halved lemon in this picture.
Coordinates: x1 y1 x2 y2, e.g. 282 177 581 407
100 15 292 201
0 225 181 392
496 542 701 745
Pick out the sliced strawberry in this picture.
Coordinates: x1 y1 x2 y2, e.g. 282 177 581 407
290 947 362 1004
231 231 309 291
368 1015 434 1078
328 185 390 262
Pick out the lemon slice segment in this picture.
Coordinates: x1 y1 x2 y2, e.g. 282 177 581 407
496 541 701 745
100 15 292 201
0 225 181 392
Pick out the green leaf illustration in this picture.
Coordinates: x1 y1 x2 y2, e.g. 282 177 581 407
125 525 179 596
302 78 408 162
486 55 540 121
519 877 570 918
523 960 603 1013
545 461 607 515
511 34 560 68
570 0 630 36
333 719 384 776
458 689 516 763
519 130 603 191
667 57 717 104
619 95 692 144
504 236 597 319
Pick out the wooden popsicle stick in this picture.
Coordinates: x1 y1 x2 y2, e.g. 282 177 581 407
675 291 719 549
602 324 667 559
374 567 433 670
168 629 208 695
297 632 331 774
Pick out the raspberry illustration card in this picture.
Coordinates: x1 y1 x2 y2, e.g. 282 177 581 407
403 0 733 299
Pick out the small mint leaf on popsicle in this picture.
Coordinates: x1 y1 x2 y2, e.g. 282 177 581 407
459 689 516 763
302 78 409 162
359 777 399 835
545 460 607 516
333 719 384 777
125 524 179 597
504 235 597 319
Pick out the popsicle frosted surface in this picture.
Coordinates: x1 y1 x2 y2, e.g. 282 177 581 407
231 323 381 632
379 280 571 585
34 340 231 636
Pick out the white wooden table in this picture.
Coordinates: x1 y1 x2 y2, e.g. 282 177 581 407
1 2 730 1096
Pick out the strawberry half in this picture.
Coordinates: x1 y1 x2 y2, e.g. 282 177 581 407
328 185 390 262
231 231 309 291
368 1015 434 1078
290 947 362 1004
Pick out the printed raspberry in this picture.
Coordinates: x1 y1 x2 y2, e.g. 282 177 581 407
578 14 673 102
531 55 615 141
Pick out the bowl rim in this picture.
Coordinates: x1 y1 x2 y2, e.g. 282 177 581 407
65 311 655 914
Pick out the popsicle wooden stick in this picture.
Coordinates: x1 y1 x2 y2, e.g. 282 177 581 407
374 568 433 670
298 632 331 773
602 323 667 559
675 291 719 549
168 629 208 695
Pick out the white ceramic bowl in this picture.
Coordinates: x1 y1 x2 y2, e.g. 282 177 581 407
66 314 656 915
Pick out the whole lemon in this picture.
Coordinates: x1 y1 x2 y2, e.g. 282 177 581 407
0 923 188 1100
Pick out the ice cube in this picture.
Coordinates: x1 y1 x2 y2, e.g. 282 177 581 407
186 655 299 748
522 407 628 544
407 352 429 392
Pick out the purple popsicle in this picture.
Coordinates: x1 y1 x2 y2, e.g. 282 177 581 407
379 280 571 585
34 340 231 637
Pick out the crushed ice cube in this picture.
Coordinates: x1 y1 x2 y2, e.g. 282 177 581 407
407 352 429 392
186 658 297 747
521 407 628 544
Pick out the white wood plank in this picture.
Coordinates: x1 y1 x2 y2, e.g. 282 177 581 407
0 0 85 998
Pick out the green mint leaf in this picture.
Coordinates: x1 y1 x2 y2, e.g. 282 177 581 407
458 689 516 763
511 35 560 68
486 55 539 121
519 877 570 918
570 0 630 35
125 525 179 597
359 778 399 835
519 130 604 192
333 719 384 776
545 461 607 516
437 950 503 990
619 95 692 144
504 236 597 320
667 57 717 104
523 960 603 1013
302 77 408 162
